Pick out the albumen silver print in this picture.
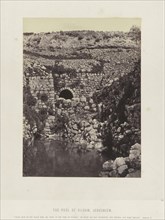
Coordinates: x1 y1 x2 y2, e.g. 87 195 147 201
23 18 141 177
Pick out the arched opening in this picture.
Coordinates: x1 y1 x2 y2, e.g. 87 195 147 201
59 89 73 99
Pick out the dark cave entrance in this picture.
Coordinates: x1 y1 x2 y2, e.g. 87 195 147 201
59 89 73 99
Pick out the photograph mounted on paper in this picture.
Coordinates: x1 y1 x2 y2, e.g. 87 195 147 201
23 18 141 177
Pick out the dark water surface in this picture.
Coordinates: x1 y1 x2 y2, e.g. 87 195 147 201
24 140 105 177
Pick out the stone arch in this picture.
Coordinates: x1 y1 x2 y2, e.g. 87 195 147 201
59 87 74 99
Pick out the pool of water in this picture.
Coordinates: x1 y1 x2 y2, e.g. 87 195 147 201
23 139 106 177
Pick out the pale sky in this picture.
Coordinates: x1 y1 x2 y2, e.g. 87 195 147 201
23 18 141 33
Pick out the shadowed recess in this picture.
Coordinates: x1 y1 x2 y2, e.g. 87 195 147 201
59 89 73 99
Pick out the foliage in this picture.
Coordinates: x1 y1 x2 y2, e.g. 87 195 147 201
93 59 141 155
50 113 69 133
40 93 48 102
128 25 141 43
48 103 54 115
23 86 37 106
38 108 48 121
23 85 47 133
78 36 83 40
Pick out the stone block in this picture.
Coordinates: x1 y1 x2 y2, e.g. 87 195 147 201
113 157 126 168
117 165 128 176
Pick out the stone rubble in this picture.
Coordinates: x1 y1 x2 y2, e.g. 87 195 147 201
100 143 141 177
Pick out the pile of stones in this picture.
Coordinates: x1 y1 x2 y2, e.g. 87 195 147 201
110 119 141 157
66 118 103 150
49 96 104 150
99 143 141 177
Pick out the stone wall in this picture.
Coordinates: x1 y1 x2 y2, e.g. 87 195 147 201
24 44 141 154
28 74 55 112
53 72 104 98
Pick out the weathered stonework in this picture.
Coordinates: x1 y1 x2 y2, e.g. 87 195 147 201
28 74 55 112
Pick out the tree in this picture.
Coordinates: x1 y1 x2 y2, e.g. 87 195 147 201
128 25 141 44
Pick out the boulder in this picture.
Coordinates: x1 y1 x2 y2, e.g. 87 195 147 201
118 135 124 140
124 122 129 127
117 127 121 133
126 170 141 178
89 98 94 104
86 142 94 149
95 141 103 149
131 143 141 151
80 96 86 102
128 168 135 173
92 119 97 124
89 128 96 135
93 123 98 129
129 150 140 160
125 130 132 135
74 137 80 142
72 124 78 130
84 106 90 110
117 165 128 176
102 160 114 171
84 121 90 127
71 101 77 107
90 134 97 142
108 169 118 177
69 109 74 114
72 129 78 135
85 126 93 132
79 139 87 148
48 115 55 120
72 97 80 102
129 144 141 161
113 157 126 168
91 103 96 108
99 171 109 177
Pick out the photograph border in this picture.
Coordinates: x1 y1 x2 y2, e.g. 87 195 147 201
1 1 164 219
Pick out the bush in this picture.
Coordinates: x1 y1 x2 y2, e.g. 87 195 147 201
95 38 100 42
48 104 54 115
23 86 36 106
50 113 68 133
78 36 83 40
27 95 36 106
38 108 48 121
40 93 48 102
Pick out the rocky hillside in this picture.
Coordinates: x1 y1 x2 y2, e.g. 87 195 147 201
93 59 141 158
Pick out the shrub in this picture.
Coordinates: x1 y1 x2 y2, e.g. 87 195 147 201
95 38 100 42
38 108 48 121
27 95 36 106
78 36 83 40
48 104 54 115
23 86 36 106
50 113 68 133
40 93 48 102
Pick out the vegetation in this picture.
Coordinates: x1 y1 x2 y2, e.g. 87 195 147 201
93 59 141 157
40 93 49 102
23 85 47 133
50 113 69 134
128 26 141 44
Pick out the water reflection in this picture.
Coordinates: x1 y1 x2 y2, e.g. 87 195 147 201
24 140 105 177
